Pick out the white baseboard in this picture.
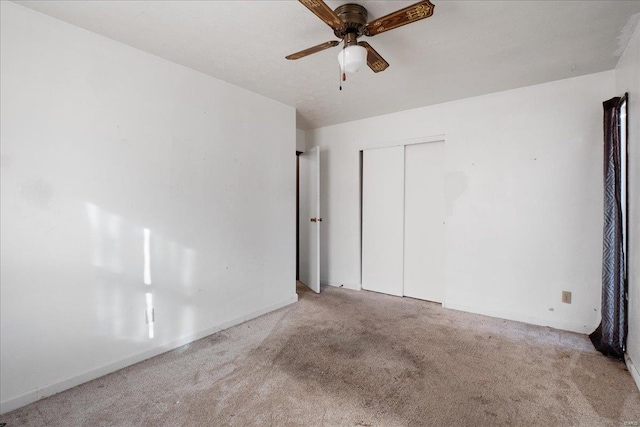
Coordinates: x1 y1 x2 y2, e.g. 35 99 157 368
321 280 361 291
626 354 640 393
0 293 298 415
442 301 596 334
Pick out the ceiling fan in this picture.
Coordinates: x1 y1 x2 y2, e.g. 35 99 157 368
286 0 435 78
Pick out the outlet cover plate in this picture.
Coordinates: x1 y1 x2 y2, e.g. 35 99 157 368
145 308 155 324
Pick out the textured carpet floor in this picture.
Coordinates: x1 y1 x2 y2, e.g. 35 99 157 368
2 283 640 426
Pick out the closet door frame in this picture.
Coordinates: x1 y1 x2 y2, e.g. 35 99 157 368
359 135 446 301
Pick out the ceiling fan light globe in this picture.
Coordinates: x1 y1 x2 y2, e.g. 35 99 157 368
337 45 367 74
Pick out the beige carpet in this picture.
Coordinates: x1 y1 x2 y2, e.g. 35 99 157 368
2 283 640 426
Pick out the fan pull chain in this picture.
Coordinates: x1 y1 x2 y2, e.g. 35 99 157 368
339 48 346 91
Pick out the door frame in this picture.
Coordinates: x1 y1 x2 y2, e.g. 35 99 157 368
296 151 302 281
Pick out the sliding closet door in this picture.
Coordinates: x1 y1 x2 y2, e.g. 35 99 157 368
362 146 405 296
403 141 445 302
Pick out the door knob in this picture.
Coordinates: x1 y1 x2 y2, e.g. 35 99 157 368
310 218 317 222
310 218 323 222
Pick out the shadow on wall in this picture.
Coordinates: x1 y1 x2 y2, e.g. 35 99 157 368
85 202 198 343
445 172 468 217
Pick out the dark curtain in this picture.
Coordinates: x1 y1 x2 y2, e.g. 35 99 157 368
590 96 627 359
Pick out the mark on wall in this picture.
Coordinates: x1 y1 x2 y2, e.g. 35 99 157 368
19 177 53 209
0 152 12 167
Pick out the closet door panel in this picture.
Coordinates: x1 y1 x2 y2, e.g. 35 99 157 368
362 146 405 296
403 141 445 302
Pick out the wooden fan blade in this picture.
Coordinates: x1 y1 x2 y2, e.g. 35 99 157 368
358 42 389 73
286 40 340 60
298 0 345 32
364 0 435 36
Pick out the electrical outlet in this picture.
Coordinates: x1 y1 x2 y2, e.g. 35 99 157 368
562 291 572 304
145 308 155 324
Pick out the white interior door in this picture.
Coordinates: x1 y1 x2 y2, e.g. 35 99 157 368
403 142 445 302
362 146 404 296
299 146 320 293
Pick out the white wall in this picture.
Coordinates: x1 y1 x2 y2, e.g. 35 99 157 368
0 2 296 412
296 129 307 152
615 19 640 389
308 71 615 334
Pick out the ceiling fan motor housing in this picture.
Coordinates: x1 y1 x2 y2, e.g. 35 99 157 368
334 3 368 39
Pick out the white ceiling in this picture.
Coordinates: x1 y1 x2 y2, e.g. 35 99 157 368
16 1 640 129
